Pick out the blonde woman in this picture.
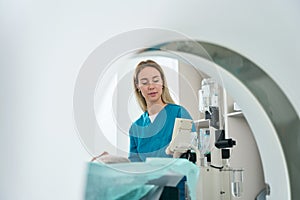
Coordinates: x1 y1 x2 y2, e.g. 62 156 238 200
128 60 195 200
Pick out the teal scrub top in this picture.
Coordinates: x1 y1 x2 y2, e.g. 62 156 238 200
128 104 195 162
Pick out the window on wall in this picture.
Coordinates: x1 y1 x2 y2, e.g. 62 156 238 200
94 70 118 154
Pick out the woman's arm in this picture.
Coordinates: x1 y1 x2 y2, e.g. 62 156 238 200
128 126 142 162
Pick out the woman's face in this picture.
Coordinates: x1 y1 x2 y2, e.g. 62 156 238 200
137 67 164 106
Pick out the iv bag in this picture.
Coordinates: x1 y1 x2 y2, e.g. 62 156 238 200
199 78 219 113
198 129 211 155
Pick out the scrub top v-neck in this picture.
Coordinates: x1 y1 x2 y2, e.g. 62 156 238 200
128 104 194 162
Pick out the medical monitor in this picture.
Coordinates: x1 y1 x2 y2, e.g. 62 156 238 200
168 118 193 152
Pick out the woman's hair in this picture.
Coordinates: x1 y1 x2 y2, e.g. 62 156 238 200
133 60 175 112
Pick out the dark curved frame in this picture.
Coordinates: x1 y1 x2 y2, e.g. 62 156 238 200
142 40 300 199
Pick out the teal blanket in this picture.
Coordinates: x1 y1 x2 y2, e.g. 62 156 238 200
84 158 199 200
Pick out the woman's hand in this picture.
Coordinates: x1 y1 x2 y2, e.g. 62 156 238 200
165 144 191 158
91 151 130 163
91 151 109 162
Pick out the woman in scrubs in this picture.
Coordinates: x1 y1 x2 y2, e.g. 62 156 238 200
128 60 195 200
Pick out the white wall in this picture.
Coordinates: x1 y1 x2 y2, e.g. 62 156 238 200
228 116 265 199
1 1 299 200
